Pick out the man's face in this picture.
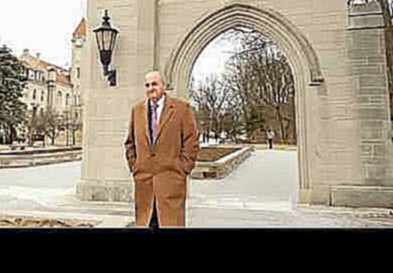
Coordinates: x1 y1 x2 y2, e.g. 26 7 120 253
144 72 166 104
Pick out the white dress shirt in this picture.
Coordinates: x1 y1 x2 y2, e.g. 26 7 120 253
147 94 166 124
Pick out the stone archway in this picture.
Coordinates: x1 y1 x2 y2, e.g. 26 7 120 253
164 3 327 202
81 0 393 209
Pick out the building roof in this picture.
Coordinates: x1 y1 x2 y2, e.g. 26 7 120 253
40 60 72 86
18 53 73 87
73 18 87 38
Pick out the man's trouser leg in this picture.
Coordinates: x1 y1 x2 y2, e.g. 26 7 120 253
148 199 159 230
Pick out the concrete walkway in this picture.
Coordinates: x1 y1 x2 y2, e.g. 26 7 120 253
188 150 393 228
1 150 393 228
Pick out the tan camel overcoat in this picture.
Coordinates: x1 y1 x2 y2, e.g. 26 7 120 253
124 95 199 227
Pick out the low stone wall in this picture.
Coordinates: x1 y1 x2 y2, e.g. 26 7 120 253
0 147 82 168
77 146 252 202
191 147 251 179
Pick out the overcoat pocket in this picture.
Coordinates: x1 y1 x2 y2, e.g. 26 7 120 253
177 155 188 175
130 161 138 174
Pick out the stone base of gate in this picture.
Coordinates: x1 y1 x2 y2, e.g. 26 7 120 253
298 184 331 206
298 189 312 204
77 179 133 202
299 185 393 209
330 186 393 209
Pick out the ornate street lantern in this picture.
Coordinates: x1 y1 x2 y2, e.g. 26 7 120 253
93 10 119 87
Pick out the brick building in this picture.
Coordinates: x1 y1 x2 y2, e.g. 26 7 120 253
17 18 87 144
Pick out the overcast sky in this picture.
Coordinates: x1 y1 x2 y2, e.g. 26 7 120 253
192 36 235 82
1 0 392 74
0 0 87 68
0 0 232 78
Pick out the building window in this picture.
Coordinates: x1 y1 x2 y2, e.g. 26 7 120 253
41 91 44 102
33 89 36 100
57 91 62 106
66 94 70 106
74 96 77 105
77 67 80 79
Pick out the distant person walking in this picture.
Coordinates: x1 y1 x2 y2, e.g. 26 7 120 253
267 129 275 149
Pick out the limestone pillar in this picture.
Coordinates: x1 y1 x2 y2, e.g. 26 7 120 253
331 2 393 207
77 0 158 202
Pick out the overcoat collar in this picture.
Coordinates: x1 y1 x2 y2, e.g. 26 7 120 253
141 94 175 146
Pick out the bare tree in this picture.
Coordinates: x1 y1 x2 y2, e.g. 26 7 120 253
41 106 63 145
63 109 82 146
223 28 296 142
189 27 297 144
189 74 237 137
25 107 46 146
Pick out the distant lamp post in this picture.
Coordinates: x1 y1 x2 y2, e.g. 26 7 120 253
93 10 119 87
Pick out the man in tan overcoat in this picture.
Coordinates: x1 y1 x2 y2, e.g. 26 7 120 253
124 71 200 228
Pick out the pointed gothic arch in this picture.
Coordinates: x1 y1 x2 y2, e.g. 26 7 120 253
164 3 327 199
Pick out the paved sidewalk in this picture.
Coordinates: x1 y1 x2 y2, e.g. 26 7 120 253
0 162 130 227
187 204 393 228
0 150 393 228
187 150 393 228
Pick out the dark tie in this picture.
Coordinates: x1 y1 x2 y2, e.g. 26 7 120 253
151 104 158 144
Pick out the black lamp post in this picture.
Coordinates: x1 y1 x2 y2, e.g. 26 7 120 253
93 10 119 87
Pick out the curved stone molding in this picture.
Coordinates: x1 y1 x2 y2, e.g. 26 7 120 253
164 3 326 196
165 3 324 92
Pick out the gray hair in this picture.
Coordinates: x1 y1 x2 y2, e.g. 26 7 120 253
144 70 167 86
